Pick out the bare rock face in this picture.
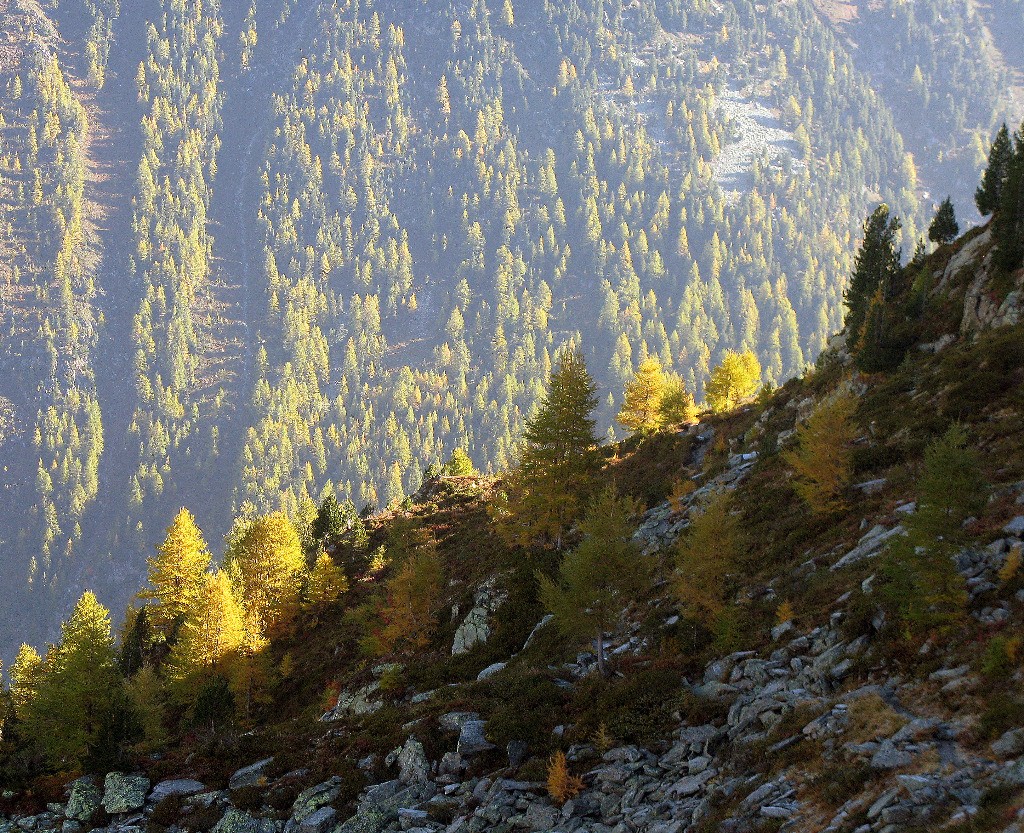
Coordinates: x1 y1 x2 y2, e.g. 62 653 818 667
957 228 1024 333
451 579 507 656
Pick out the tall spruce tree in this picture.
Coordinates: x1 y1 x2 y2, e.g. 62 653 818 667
976 123 1013 216
306 493 349 561
844 205 902 353
493 347 600 549
927 197 959 244
994 125 1024 275
882 425 986 636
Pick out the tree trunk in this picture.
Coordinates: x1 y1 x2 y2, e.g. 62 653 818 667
595 630 606 677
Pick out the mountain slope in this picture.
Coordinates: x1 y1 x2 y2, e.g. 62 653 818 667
0 0 1022 659
3 214 1024 833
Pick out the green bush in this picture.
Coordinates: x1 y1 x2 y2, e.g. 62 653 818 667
570 663 684 746
978 694 1024 740
482 669 567 751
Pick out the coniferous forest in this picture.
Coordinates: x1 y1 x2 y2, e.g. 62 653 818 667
0 0 1021 659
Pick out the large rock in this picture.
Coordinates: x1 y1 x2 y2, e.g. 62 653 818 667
213 809 277 833
337 780 431 833
296 807 336 833
439 711 479 732
291 778 342 823
65 779 101 822
456 720 495 755
992 728 1024 759
396 739 430 785
451 580 507 656
102 773 150 814
149 779 206 804
831 525 906 570
523 803 558 831
476 662 506 681
229 758 275 790
324 682 384 720
870 741 912 770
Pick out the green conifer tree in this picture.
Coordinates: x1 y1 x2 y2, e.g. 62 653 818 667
493 347 600 549
843 205 902 353
976 123 1013 216
994 125 1024 275
537 489 648 675
927 197 959 244
23 592 123 768
882 425 986 636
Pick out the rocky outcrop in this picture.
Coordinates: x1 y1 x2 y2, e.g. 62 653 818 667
451 579 507 656
101 774 150 815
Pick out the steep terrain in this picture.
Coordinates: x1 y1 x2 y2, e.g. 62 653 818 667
2 219 1024 831
0 0 1022 660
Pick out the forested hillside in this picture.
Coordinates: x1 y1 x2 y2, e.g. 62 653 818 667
0 0 1020 658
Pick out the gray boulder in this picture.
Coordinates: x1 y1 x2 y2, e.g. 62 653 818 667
870 741 912 770
992 729 1024 759
296 807 336 833
1004 516 1024 536
149 779 206 804
229 758 274 791
438 712 479 732
213 809 277 833
291 778 342 823
65 779 101 822
457 720 495 755
396 739 430 785
102 773 150 814
452 580 506 656
523 804 558 831
476 662 506 681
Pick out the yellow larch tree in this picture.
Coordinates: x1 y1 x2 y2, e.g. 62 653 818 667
617 357 666 434
783 390 859 513
140 508 211 634
705 350 761 413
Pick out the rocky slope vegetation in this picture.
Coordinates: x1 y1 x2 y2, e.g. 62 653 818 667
3 222 1024 833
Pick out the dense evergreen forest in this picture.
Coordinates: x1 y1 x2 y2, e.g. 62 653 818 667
0 0 1020 659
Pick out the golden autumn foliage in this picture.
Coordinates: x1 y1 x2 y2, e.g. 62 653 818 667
674 491 744 621
617 357 666 434
166 570 245 681
140 507 212 633
306 551 349 605
376 548 443 655
1000 545 1023 584
782 390 858 514
547 750 585 805
233 511 305 634
705 350 761 413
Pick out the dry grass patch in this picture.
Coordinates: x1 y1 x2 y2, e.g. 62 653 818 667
846 693 908 742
